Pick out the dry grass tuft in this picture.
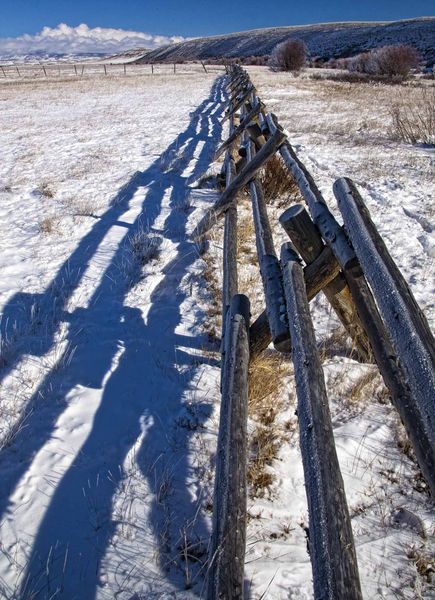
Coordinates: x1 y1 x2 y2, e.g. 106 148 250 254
38 215 58 234
237 211 255 260
247 352 286 496
248 353 284 418
348 368 380 405
37 182 55 198
259 154 301 207
129 228 161 264
407 545 434 583
389 87 435 145
200 231 222 343
72 199 98 217
319 325 354 360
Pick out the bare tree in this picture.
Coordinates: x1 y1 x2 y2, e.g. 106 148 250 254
269 39 308 73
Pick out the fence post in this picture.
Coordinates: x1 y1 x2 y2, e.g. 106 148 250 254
334 177 435 496
281 243 362 600
246 139 290 352
207 294 250 600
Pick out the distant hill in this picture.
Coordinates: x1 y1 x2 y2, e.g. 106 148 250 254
137 17 435 64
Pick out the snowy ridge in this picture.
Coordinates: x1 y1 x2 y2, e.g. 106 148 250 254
140 17 435 63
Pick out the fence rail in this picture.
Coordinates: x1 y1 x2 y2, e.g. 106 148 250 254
201 64 435 599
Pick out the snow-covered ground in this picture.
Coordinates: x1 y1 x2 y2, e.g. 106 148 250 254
0 66 433 599
0 70 225 599
240 67 435 599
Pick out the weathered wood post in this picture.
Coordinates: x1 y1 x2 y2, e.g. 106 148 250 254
334 177 435 496
245 140 290 352
104 64 107 75
192 126 286 239
249 242 341 356
207 294 250 600
281 243 362 600
280 204 371 361
221 148 238 343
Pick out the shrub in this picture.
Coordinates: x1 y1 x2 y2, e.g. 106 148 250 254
376 44 420 78
348 44 420 79
349 51 376 74
269 39 308 73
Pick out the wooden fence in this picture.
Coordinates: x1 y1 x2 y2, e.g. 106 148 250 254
199 64 435 599
0 61 221 81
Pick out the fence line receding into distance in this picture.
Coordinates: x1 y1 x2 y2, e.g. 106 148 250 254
0 61 222 80
199 64 435 600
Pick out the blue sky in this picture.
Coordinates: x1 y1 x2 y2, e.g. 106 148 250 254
1 0 433 38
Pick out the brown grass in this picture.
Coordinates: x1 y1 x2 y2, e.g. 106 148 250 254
407 545 434 583
237 211 256 261
259 154 301 207
37 182 55 198
247 352 287 496
200 231 222 343
38 215 58 234
389 87 435 145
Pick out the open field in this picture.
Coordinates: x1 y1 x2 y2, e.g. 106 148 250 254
0 66 434 598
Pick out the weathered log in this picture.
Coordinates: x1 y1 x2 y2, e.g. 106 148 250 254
249 310 272 357
229 81 250 101
281 244 363 600
265 113 356 270
335 177 435 496
207 294 250 600
280 204 372 361
214 102 263 160
246 141 290 351
249 244 341 356
235 156 247 174
223 86 254 121
222 154 238 335
227 73 247 93
246 122 266 148
192 126 286 239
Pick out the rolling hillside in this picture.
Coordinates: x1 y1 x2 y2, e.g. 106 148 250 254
138 17 435 63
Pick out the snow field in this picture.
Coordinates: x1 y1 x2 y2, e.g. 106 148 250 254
0 70 225 598
0 64 433 600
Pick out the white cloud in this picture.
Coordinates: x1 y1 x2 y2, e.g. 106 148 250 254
0 23 185 57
